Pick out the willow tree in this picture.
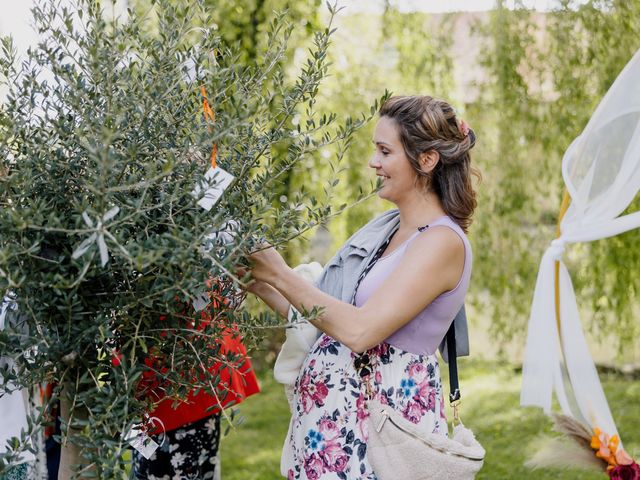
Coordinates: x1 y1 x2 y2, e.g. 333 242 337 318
0 0 376 476
470 0 640 354
542 0 640 353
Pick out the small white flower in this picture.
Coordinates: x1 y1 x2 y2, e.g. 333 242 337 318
204 417 218 435
170 452 186 469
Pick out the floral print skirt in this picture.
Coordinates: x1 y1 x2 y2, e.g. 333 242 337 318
283 334 448 480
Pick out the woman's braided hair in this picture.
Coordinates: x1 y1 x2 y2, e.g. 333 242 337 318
379 95 481 233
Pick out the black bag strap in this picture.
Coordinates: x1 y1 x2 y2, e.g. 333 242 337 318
446 322 461 404
349 227 398 306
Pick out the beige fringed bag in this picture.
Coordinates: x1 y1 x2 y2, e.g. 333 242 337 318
366 398 485 480
357 325 485 480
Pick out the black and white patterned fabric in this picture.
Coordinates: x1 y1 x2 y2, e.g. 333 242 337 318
132 414 221 480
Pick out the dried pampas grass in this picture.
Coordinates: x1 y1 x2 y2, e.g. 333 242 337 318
551 414 593 445
526 437 603 471
525 414 604 472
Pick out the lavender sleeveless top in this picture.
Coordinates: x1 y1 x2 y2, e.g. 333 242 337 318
353 215 472 356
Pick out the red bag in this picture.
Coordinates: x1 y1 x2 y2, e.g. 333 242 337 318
145 329 259 433
137 289 260 433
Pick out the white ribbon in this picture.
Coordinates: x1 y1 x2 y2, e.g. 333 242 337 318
72 207 120 267
547 238 566 261
522 48 640 441
521 236 622 438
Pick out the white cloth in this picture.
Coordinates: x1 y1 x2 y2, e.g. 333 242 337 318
0 388 35 464
521 48 640 440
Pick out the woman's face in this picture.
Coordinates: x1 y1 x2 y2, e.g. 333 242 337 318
369 116 419 203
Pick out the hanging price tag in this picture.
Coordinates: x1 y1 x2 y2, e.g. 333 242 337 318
192 166 235 211
124 416 166 460
125 425 159 460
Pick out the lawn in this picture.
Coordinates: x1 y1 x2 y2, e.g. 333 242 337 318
220 359 640 480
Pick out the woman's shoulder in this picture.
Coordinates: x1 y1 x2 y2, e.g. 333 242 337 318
404 216 471 269
427 216 471 251
409 223 465 258
403 218 470 293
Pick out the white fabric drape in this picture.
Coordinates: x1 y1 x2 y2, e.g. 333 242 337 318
521 48 640 439
0 388 35 464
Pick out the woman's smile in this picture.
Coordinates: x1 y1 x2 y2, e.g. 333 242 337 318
370 116 419 201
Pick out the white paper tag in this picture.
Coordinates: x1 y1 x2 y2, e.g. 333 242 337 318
192 166 235 211
192 290 211 312
124 424 160 460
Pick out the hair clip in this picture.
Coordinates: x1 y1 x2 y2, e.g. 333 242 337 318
459 119 470 137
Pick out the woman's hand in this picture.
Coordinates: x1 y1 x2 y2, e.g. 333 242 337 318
235 266 266 296
247 243 291 285
235 262 291 318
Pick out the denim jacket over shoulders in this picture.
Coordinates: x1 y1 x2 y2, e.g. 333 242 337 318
313 209 469 360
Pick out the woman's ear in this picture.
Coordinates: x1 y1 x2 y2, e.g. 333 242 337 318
418 150 440 174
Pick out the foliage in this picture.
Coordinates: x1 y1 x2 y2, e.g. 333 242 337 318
469 0 552 349
202 0 323 64
0 0 377 475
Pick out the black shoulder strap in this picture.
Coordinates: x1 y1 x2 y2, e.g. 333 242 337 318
349 227 398 306
446 322 461 403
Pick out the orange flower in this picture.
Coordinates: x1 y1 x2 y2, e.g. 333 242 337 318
610 435 620 453
591 428 603 450
592 428 618 466
591 427 639 476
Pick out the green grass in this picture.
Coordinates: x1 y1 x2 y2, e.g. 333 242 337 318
220 360 640 479
220 372 292 479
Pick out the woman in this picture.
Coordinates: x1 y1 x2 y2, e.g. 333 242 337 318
247 95 478 479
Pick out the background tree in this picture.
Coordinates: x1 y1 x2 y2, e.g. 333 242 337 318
468 0 640 354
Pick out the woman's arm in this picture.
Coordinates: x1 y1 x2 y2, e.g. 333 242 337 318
250 226 465 353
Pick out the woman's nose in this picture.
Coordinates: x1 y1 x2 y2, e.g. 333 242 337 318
368 154 380 169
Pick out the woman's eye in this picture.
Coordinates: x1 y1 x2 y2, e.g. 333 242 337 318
382 150 389 156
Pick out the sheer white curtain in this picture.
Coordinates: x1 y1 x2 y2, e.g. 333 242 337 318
521 48 640 439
